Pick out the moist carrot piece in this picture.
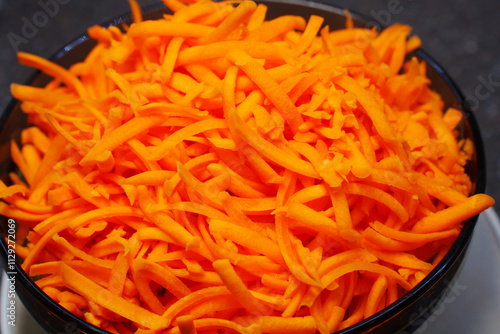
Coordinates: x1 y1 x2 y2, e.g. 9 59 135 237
128 20 215 38
128 0 143 23
412 194 495 233
197 0 256 45
209 219 284 265
60 263 169 330
212 259 264 314
176 41 293 66
244 15 306 42
80 114 165 166
17 52 88 99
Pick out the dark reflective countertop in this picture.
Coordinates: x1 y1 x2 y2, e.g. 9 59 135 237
0 0 498 208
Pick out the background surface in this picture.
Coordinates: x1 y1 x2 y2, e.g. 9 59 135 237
0 0 499 207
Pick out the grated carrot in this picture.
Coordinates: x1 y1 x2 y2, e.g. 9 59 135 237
2 0 494 333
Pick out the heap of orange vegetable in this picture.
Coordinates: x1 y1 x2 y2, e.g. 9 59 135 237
1 0 495 333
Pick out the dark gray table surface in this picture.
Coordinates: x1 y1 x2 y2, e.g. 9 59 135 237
0 0 499 209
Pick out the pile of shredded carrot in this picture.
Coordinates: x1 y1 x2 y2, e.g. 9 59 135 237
1 0 495 333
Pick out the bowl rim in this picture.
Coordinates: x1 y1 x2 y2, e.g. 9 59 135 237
0 1 487 333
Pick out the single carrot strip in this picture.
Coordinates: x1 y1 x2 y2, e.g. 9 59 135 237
222 65 238 117
162 286 231 320
286 183 329 204
326 306 345 333
321 261 412 291
412 193 495 233
58 291 88 309
208 219 283 265
0 182 28 198
247 3 267 31
197 0 257 45
171 0 222 23
161 37 184 82
161 0 186 12
261 274 289 291
29 261 61 277
443 107 463 130
2 193 54 214
212 258 264 314
80 114 164 166
128 0 143 23
276 213 319 287
368 248 433 271
287 203 360 243
258 315 317 334
318 249 377 277
362 228 426 252
10 140 33 185
412 173 468 207
364 275 388 318
0 201 51 222
67 206 143 230
371 221 459 243
17 52 88 99
52 234 114 269
406 35 421 52
176 41 292 66
330 188 353 230
136 227 175 244
230 196 277 214
294 15 324 56
150 119 228 160
128 20 215 38
182 295 239 320
122 170 176 186
11 84 75 106
237 145 283 184
60 263 169 330
244 15 306 42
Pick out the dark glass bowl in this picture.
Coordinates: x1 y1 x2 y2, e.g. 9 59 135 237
0 1 486 333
